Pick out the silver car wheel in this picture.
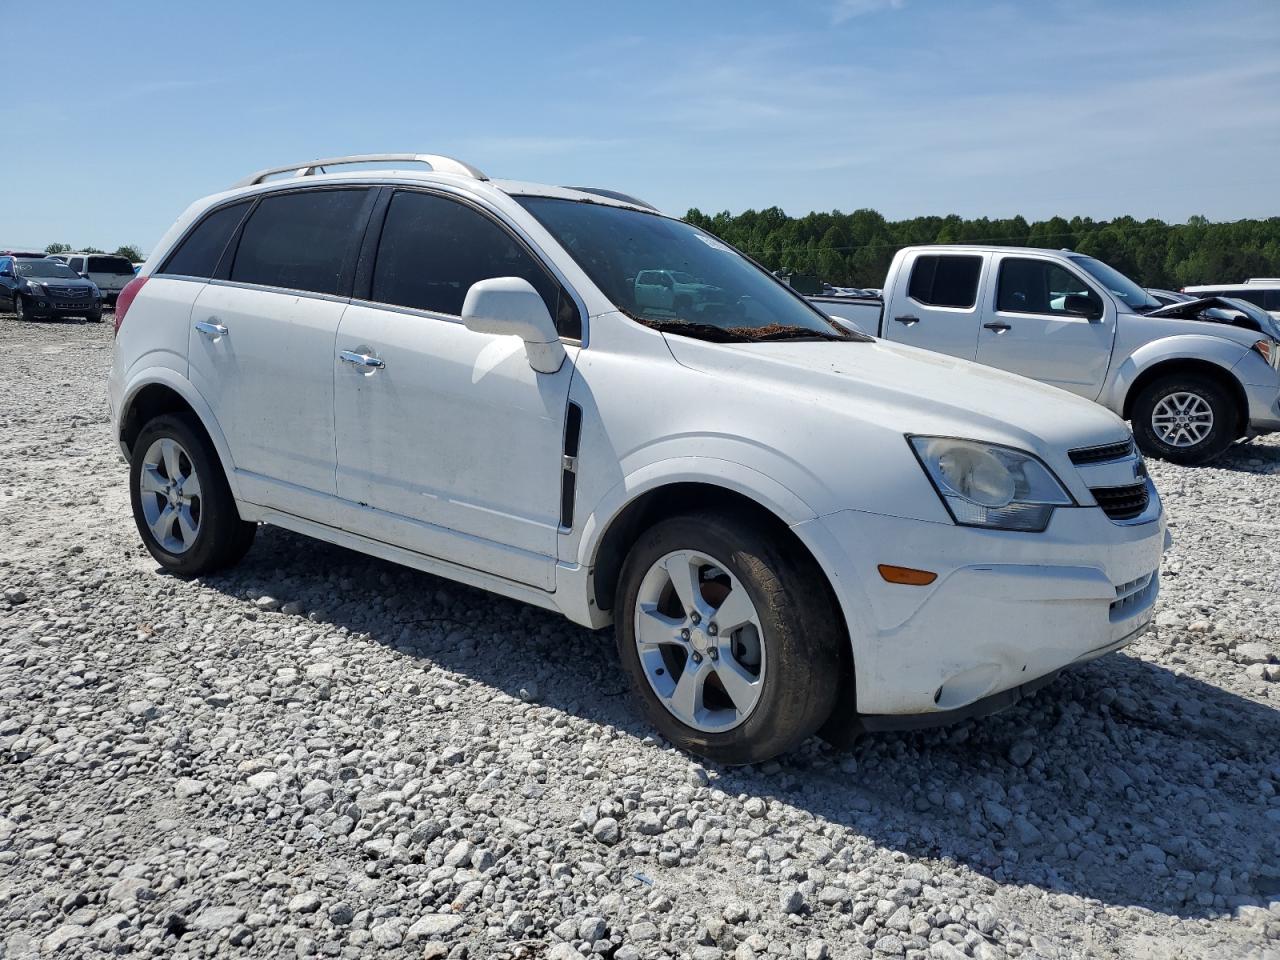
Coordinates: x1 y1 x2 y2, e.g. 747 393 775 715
138 437 203 554
1151 391 1214 448
633 549 766 733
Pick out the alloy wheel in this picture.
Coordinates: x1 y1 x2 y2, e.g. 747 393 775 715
633 549 766 733
1151 391 1214 448
138 437 203 554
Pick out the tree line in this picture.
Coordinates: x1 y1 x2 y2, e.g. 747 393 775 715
682 208 1280 290
44 242 143 262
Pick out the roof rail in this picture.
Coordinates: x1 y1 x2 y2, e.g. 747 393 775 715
565 186 658 211
235 153 488 187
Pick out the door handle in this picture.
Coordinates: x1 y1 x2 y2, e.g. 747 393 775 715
194 319 228 339
339 349 385 370
983 322 1012 333
893 315 920 326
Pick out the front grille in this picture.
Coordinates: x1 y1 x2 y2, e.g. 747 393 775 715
49 286 91 299
1110 571 1157 622
1091 482 1149 521
1070 438 1135 465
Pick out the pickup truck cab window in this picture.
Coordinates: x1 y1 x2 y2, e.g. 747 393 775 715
996 258 1102 319
907 254 982 309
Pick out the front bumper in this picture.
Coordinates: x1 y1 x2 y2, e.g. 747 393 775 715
29 296 101 316
794 497 1167 718
1242 381 1280 433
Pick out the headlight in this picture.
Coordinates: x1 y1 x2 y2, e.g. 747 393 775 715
909 436 1074 532
25 281 46 295
1252 339 1280 371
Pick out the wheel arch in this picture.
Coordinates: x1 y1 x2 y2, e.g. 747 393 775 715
1121 358 1249 437
118 372 241 499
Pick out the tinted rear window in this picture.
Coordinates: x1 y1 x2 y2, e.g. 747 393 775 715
88 256 134 275
230 189 371 296
161 201 252 279
907 254 982 308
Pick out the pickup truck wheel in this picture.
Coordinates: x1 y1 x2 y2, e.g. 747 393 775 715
1132 374 1235 465
615 511 843 764
129 413 256 576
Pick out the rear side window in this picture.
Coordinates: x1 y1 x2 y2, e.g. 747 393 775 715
907 255 982 308
230 189 371 296
1265 290 1280 311
161 201 252 279
69 257 85 272
371 190 580 338
88 256 135 275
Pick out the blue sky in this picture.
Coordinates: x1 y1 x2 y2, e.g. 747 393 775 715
2 0 1277 253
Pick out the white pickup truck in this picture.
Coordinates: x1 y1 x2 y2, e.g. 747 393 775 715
811 245 1280 463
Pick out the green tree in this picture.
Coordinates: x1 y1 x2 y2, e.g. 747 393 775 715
44 242 72 255
81 246 105 254
114 245 143 261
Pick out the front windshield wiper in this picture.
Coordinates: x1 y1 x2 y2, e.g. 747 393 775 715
639 319 755 342
727 324 854 342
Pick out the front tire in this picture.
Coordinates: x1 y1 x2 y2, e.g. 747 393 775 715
14 293 27 321
615 510 844 764
1132 374 1236 464
87 307 103 322
129 413 256 576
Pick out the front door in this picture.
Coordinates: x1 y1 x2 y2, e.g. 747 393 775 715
332 188 579 590
884 250 987 360
976 254 1115 399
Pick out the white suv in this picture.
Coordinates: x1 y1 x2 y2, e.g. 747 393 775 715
109 153 1167 763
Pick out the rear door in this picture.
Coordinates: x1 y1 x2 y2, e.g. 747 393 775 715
187 187 376 512
976 253 1115 398
883 251 987 359
332 187 578 589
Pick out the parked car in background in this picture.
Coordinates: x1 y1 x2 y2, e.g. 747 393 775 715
108 153 1166 763
633 268 725 314
810 246 1280 464
51 253 138 307
1 256 103 321
1 250 50 259
1182 280 1280 319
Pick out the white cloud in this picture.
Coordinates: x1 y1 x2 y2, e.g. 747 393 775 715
831 0 905 23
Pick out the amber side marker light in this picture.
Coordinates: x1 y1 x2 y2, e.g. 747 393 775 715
878 564 938 586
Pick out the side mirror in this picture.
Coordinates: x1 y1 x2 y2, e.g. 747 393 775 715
462 277 565 374
1064 293 1102 320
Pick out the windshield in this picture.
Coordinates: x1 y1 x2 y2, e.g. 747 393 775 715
88 256 135 275
1069 255 1160 311
516 197 858 342
16 259 80 280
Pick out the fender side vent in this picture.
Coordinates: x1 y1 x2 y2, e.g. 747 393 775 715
560 402 583 528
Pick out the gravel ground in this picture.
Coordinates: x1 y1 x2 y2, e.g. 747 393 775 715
1 316 1278 960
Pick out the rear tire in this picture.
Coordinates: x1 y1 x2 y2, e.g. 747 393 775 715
129 413 256 576
615 510 844 764
1132 374 1236 465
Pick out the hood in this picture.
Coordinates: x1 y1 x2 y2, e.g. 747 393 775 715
27 276 97 290
1145 296 1280 340
662 334 1130 461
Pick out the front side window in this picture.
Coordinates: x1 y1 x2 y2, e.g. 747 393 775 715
230 189 371 296
161 200 253 279
997 258 1102 318
907 254 982 308
370 190 580 338
516 197 857 342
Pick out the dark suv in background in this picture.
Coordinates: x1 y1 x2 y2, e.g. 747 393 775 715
1 256 103 321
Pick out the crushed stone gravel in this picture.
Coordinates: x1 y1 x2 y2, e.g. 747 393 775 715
1 316 1278 959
